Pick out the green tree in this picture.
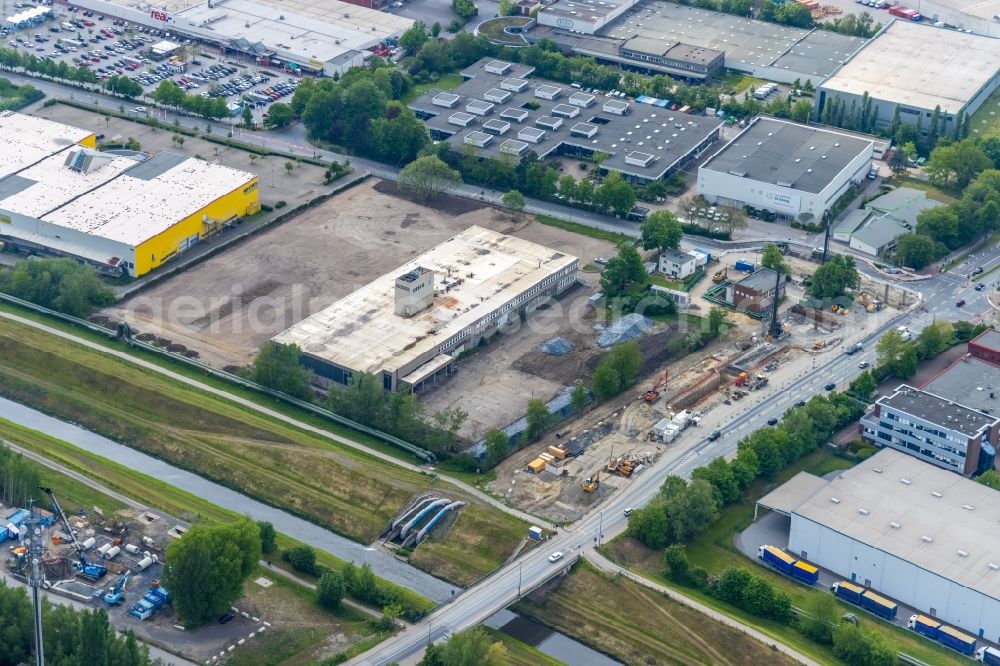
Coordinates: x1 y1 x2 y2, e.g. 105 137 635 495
894 233 938 269
0 257 114 317
316 570 344 610
452 0 478 19
640 210 683 255
760 243 789 273
590 341 642 400
424 626 507 666
708 306 730 336
717 566 754 605
483 427 509 465
663 544 691 582
241 105 253 128
557 174 578 201
284 545 317 575
264 102 293 128
692 456 739 505
257 521 276 554
799 592 839 644
399 155 462 198
790 99 813 123
79 608 110 666
162 520 261 627
501 189 526 215
250 342 313 400
876 328 917 379
370 103 429 165
599 242 646 297
593 171 636 217
925 138 992 187
400 21 429 52
975 469 1000 490
915 320 953 360
915 206 959 249
570 382 588 412
524 398 554 441
848 370 878 402
284 161 295 175
807 255 859 299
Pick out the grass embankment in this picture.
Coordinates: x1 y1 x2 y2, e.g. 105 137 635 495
400 73 464 105
480 628 564 666
969 85 1000 139
515 560 800 666
535 214 635 245
0 418 433 614
0 317 526 587
890 174 958 204
603 449 963 666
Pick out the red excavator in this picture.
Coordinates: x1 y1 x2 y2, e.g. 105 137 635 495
643 370 669 403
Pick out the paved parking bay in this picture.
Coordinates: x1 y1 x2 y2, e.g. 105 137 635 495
2 7 298 123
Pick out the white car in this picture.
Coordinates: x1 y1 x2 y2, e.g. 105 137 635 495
548 551 564 563
132 106 147 113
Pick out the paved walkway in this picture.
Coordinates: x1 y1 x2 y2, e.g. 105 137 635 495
586 551 823 666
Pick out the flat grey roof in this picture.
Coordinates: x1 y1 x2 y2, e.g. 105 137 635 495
787 449 1000 601
973 329 1000 353
879 384 999 438
622 35 675 57
865 187 944 226
410 58 722 181
849 216 909 250
540 0 627 21
821 20 1000 115
922 354 1000 416
461 60 536 80
735 267 779 292
757 471 829 516
701 117 873 194
597 0 866 78
660 249 694 263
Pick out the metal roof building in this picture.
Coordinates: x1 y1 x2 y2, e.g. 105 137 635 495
697 116 874 222
273 226 579 392
412 58 723 185
0 111 96 180
757 449 1000 643
819 20 1000 131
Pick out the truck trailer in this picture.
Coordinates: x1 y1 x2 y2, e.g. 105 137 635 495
938 626 976 656
758 545 795 575
832 581 864 605
908 614 940 639
861 591 898 620
977 646 1000 665
791 560 819 584
734 259 756 272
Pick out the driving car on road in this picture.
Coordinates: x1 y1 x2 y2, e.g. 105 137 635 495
825 383 836 391
548 551 564 563
859 361 870 369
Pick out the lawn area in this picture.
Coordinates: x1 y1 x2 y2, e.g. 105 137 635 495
718 73 764 95
648 274 684 291
514 560 801 666
480 628 564 666
535 214 636 245
890 174 958 204
0 316 527 587
0 78 44 111
603 449 965 666
400 73 464 105
969 84 1000 140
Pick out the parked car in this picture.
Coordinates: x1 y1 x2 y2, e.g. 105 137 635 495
707 429 722 441
825 382 836 391
956 299 966 307
859 361 870 369
767 417 778 426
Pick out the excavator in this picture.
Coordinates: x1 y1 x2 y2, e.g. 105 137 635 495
39 486 107 580
581 470 601 493
643 370 669 403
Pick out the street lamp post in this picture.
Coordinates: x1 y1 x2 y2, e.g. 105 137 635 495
517 561 523 598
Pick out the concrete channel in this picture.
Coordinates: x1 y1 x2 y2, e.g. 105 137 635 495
0 396 458 603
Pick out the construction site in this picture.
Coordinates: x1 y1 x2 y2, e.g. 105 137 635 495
488 247 908 523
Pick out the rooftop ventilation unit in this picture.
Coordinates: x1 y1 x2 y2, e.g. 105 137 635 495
900 478 912 485
873 468 882 473
858 508 869 515
931 491 943 498
889 522 901 529
829 497 841 504
989 563 1000 571
921 536 933 543
958 550 969 557
963 504 975 510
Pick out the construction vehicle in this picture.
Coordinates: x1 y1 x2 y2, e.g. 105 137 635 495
643 370 668 403
813 339 827 350
712 266 728 283
103 570 130 605
734 371 749 386
581 470 600 493
129 585 170 621
39 486 107 580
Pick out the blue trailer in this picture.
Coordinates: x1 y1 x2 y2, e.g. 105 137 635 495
938 626 976 656
791 560 819 585
734 259 756 272
832 581 864 605
977 645 1000 665
861 591 898 620
758 545 794 575
693 247 712 261
908 614 940 639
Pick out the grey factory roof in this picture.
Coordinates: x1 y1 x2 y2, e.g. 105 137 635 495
821 20 1000 115
878 384 1000 438
700 117 873 194
410 58 722 181
780 449 1000 602
460 60 535 80
660 249 695 264
734 267 780 292
922 354 1000 416
865 187 944 226
973 329 1000 353
539 0 630 22
848 216 909 252
597 0 866 78
756 471 829 516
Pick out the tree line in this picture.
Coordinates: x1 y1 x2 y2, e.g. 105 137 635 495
0 258 115 318
0 580 151 666
0 45 97 86
151 80 233 121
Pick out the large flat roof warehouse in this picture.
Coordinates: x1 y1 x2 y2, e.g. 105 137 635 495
700 117 873 194
597 0 866 79
765 449 1000 601
878 384 999 438
273 226 578 385
821 20 1000 116
922 354 1000 414
0 111 95 180
412 58 723 183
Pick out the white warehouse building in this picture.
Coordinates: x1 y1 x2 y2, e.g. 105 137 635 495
697 116 874 222
757 449 1000 643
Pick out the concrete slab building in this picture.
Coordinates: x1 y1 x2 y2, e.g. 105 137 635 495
834 188 945 256
819 20 1000 131
272 226 579 392
411 58 723 184
725 267 784 314
698 116 874 222
67 0 413 76
756 449 1000 644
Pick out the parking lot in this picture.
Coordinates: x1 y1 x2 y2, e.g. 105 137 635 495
2 7 298 123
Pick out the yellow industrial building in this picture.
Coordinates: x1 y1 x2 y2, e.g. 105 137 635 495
0 111 259 277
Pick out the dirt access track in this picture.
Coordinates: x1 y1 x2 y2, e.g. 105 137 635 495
106 179 615 370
